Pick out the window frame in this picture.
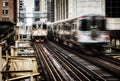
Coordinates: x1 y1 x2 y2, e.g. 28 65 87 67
2 10 9 15
2 2 9 7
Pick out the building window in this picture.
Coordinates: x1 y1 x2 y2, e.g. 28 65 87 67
106 0 120 18
3 2 9 6
2 10 8 14
20 5 22 8
20 3 23 5
35 18 39 21
2 17 9 21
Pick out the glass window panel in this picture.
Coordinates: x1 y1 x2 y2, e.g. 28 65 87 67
106 0 120 18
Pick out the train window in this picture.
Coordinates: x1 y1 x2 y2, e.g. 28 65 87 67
43 24 47 29
23 35 27 38
58 25 61 30
98 19 106 30
80 19 89 31
48 26 52 31
20 35 22 39
32 24 36 30
71 24 74 30
74 24 77 30
91 19 96 26
90 16 106 30
80 17 106 31
64 25 71 31
65 22 71 31
54 25 57 30
90 18 106 30
61 25 64 30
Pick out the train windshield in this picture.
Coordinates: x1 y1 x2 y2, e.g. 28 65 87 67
43 24 47 29
32 24 37 30
79 16 106 31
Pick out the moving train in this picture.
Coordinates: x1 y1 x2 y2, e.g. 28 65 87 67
48 14 111 54
31 22 48 42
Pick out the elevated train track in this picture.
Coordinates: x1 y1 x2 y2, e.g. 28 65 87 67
33 41 120 81
49 41 120 80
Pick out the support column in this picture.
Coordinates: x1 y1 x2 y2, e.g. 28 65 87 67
54 0 57 21
65 0 66 19
30 72 34 81
58 0 60 20
29 59 34 81
63 0 65 19
11 46 17 56
0 45 2 81
56 0 59 21
61 0 64 19
59 0 61 20
60 0 62 20
65 0 68 19
75 0 77 16
0 41 6 81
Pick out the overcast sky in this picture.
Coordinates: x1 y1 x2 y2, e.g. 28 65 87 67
24 0 34 26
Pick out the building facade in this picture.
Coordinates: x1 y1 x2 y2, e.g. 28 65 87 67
39 0 47 22
0 0 17 55
54 0 68 21
47 0 55 22
18 0 26 23
54 0 120 30
33 0 40 22
0 0 17 23
33 0 47 22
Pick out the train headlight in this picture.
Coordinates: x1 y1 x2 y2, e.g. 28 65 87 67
42 31 47 35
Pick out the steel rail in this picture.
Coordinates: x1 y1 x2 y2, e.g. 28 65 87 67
33 43 51 81
36 43 60 81
40 44 73 81
38 44 64 81
43 43 90 81
62 42 120 80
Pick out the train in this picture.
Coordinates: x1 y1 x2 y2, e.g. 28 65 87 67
31 21 48 42
48 14 112 54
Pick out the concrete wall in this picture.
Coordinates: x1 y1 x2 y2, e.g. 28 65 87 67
107 18 120 30
55 0 105 21
68 0 105 18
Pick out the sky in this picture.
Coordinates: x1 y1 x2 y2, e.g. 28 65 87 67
24 0 34 26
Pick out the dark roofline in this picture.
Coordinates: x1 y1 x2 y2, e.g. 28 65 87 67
0 21 16 25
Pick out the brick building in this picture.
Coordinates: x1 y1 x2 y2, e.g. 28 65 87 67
0 0 17 23
0 0 17 55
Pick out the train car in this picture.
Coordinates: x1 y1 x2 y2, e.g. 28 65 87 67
49 14 111 54
31 22 48 42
